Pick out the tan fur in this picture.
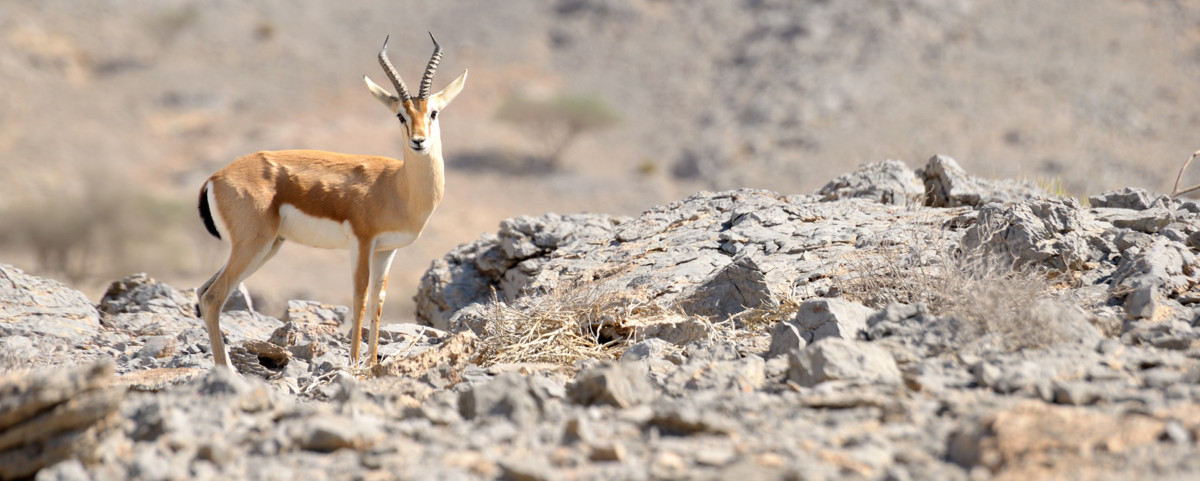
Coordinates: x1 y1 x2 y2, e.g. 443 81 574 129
197 42 466 371
208 149 444 242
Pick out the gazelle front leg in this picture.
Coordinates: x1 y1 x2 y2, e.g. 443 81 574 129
366 248 398 364
348 239 373 366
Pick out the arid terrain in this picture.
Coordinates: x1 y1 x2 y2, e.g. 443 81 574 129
2 1 1200 321
6 156 1200 479
5 5 1200 477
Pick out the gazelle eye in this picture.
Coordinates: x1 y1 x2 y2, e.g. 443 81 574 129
430 110 439 120
397 114 407 124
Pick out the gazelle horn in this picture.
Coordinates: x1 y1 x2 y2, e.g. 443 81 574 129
377 36 412 103
418 32 443 100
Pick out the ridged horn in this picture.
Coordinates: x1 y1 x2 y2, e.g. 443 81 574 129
377 35 412 103
418 32 443 100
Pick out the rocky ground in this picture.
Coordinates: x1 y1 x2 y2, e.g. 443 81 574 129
5 159 1200 480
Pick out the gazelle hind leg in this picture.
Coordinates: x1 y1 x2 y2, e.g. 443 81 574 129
198 237 284 370
366 249 398 364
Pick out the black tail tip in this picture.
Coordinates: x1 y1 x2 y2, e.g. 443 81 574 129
198 186 221 240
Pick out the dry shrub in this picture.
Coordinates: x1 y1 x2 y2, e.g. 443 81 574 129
836 220 1069 350
731 288 805 333
475 283 721 367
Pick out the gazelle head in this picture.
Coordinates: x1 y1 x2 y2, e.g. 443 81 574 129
364 33 468 155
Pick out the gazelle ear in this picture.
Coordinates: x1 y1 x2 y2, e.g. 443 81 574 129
431 70 467 109
364 75 401 112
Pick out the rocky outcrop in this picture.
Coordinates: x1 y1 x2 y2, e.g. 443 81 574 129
419 156 1000 331
418 155 1200 337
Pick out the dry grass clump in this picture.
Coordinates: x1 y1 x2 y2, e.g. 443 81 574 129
731 289 805 333
836 222 1069 350
475 284 717 367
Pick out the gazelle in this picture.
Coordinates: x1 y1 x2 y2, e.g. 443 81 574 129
196 34 466 371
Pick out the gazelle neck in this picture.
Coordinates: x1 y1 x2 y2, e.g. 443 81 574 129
400 144 445 221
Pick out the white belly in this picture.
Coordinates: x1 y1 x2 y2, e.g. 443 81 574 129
278 204 353 249
375 230 419 250
278 204 419 251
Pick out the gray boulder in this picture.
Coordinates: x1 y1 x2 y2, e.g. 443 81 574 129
766 298 874 358
962 197 1111 271
459 372 563 427
678 253 774 320
0 264 99 341
416 214 625 330
817 159 924 206
0 362 123 479
99 273 195 317
281 300 348 326
787 338 902 387
864 303 962 359
620 338 677 362
568 362 656 408
919 154 1045 207
1110 237 1198 320
1088 187 1169 210
765 322 807 359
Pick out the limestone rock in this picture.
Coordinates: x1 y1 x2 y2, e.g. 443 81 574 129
817 159 924 206
281 300 348 326
0 263 100 341
459 372 562 427
920 154 1045 207
787 338 902 387
268 321 332 361
820 158 921 205
0 361 123 479
948 401 1167 474
678 253 774 320
416 214 625 330
962 197 1109 271
1109 237 1198 319
289 415 384 452
12 154 1200 479
792 298 873 344
372 330 478 379
663 354 766 393
568 362 656 408
1088 187 1169 210
99 273 196 317
620 338 679 362
766 321 807 359
218 310 284 345
766 298 875 361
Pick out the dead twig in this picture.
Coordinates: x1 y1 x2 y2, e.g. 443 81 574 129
1170 149 1200 199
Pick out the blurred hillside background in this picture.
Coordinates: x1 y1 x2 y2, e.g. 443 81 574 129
2 0 1199 320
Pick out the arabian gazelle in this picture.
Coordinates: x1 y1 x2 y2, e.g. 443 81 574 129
197 34 466 371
